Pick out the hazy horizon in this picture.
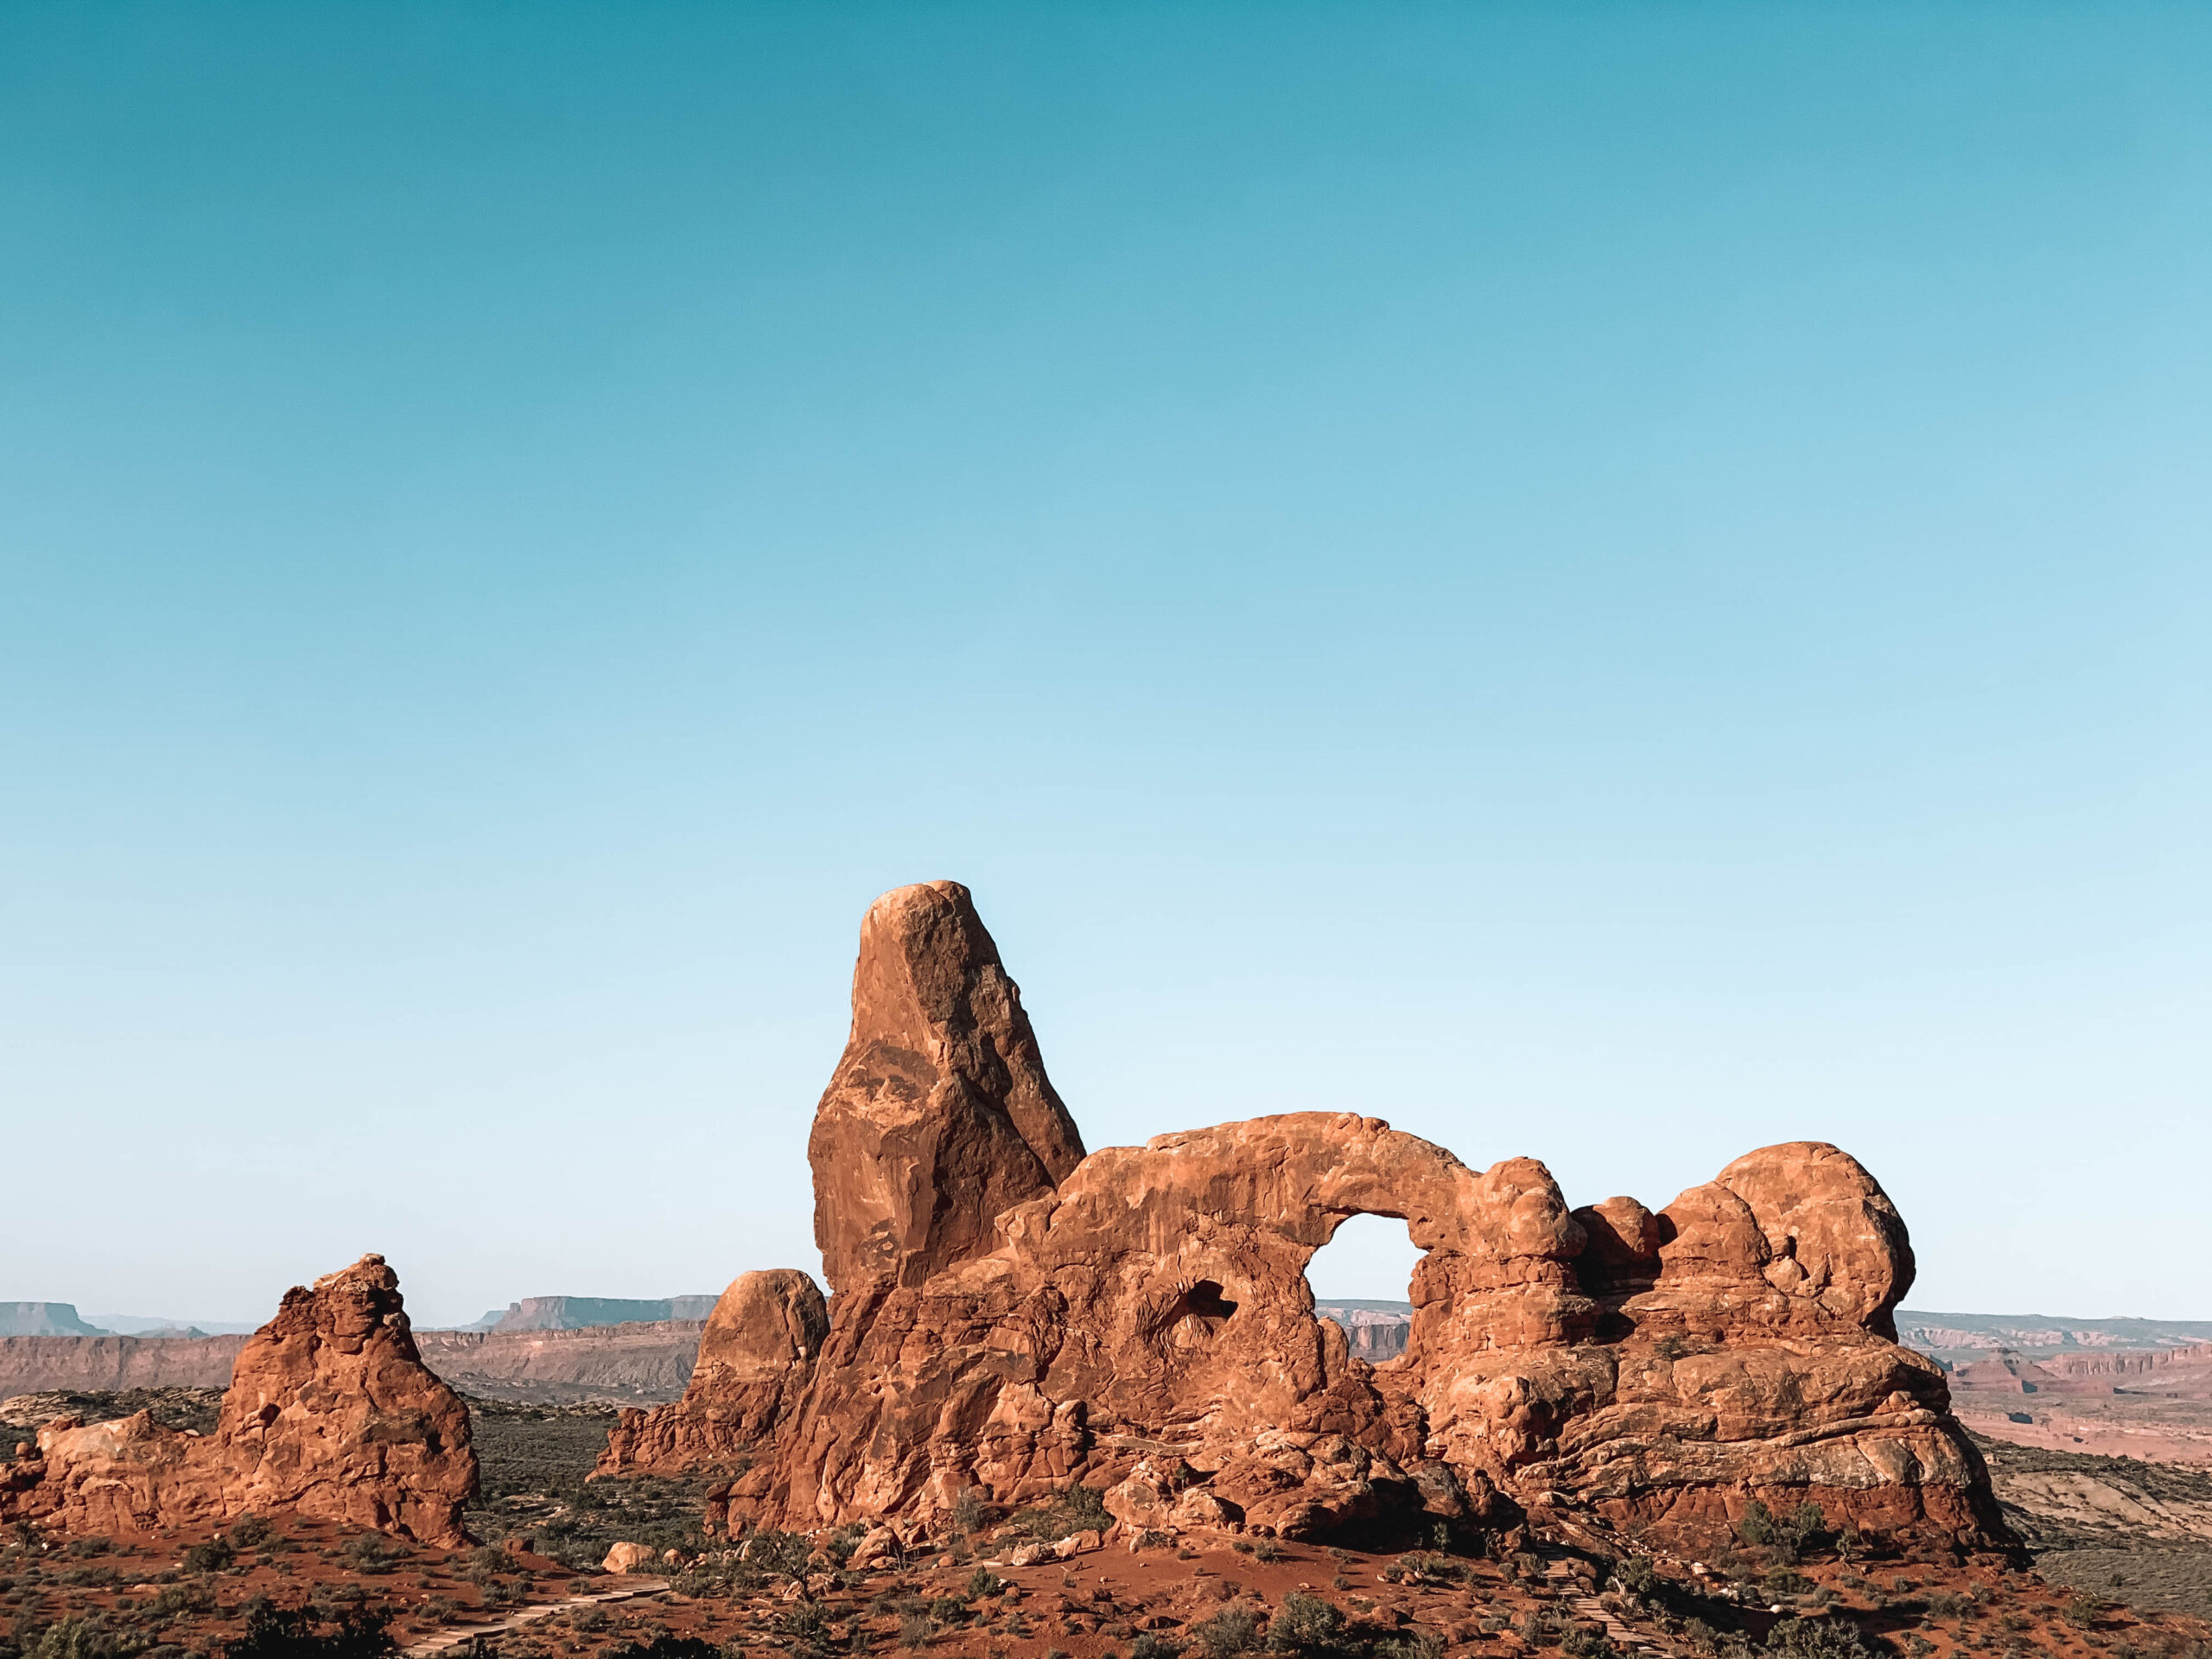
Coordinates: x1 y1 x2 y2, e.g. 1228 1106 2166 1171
3 4 2206 1329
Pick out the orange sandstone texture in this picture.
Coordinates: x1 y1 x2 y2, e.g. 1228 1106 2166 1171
599 880 2010 1556
0 1255 475 1544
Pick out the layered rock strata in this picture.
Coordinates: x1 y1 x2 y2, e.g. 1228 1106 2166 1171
604 881 2010 1556
1 1255 475 1544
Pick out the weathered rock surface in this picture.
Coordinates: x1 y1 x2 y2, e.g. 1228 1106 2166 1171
810 880 1085 1294
596 1271 828 1476
620 881 2011 1558
0 1255 475 1543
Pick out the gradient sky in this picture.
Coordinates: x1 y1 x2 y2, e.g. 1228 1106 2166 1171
3 3 2206 1330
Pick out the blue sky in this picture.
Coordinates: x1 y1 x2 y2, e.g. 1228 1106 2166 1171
2 3 2206 1328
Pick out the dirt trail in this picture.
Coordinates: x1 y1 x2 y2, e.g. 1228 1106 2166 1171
403 1579 671 1656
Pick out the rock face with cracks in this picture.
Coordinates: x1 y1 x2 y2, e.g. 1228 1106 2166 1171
606 881 2009 1557
0 1255 475 1545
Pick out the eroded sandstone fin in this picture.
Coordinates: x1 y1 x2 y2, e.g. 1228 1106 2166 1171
810 880 1086 1293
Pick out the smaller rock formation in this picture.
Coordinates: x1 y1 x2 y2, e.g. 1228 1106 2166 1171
596 1269 828 1478
0 1255 475 1544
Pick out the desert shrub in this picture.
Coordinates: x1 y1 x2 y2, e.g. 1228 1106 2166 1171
220 1601 395 1659
742 1529 812 1584
1265 1593 1345 1656
950 1488 985 1536
182 1540 236 1574
599 1639 720 1659
62 1540 111 1561
340 1536 395 1576
1926 1592 1970 1618
1563 1625 1617 1659
1133 1636 1186 1659
1398 1554 1464 1585
776 1603 828 1643
1253 1541 1285 1564
1763 1568 1813 1598
14 1613 148 1659
899 1612 934 1650
1372 1637 1442 1659
144 1583 213 1618
563 1605 602 1634
1764 1618 1881 1659
1738 1503 1776 1548
227 1516 273 1550
1377 1565 1402 1585
967 1568 1003 1599
824 1525 867 1567
1611 1557 1660 1595
1785 1504 1831 1555
1191 1610 1262 1659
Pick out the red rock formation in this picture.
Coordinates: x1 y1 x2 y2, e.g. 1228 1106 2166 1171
620 882 2011 1559
810 880 1085 1294
0 1255 475 1544
597 1270 828 1476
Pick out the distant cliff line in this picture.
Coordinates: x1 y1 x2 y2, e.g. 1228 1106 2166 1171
0 1320 706 1404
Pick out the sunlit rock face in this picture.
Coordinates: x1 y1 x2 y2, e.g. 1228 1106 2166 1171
601 881 2009 1556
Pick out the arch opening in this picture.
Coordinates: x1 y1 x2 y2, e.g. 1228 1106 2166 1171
1304 1212 1419 1364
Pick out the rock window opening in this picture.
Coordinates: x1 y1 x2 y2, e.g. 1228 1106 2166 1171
1306 1212 1419 1363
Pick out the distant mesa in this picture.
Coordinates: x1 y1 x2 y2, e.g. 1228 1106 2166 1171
457 1294 720 1333
1898 1309 2212 1368
0 1305 109 1338
88 1314 259 1337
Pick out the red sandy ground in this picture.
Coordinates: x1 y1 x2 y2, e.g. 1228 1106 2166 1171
5 1519 2207 1659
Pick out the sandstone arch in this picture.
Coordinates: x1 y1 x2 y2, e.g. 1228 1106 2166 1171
601 882 2010 1556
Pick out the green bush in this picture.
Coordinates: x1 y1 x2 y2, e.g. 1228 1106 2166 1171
1264 1593 1344 1656
1611 1557 1659 1595
1738 1503 1775 1548
340 1536 395 1577
1190 1610 1262 1659
181 1540 236 1575
1132 1635 1185 1659
598 1639 720 1659
1764 1618 1880 1659
741 1529 813 1585
219 1601 395 1659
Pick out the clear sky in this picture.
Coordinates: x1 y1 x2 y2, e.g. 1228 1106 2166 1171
3 3 2206 1330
